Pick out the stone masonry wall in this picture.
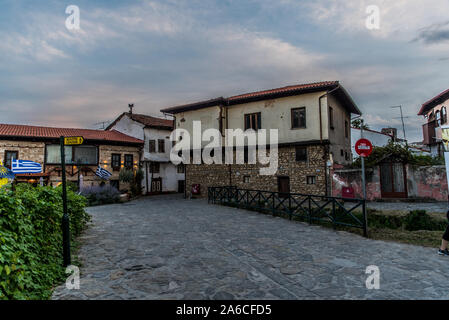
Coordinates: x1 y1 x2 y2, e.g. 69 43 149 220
0 140 45 164
0 140 141 191
185 145 328 198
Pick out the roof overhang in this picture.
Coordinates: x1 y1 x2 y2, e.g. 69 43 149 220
161 97 226 114
160 82 361 116
418 87 449 116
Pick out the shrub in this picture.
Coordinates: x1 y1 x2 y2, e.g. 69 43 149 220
0 184 89 299
404 210 447 231
80 185 120 206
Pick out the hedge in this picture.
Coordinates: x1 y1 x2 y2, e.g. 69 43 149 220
0 184 90 300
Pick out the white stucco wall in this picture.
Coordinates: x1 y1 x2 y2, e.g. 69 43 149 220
351 128 391 158
109 114 184 193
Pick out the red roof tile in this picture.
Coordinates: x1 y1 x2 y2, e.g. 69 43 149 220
0 124 143 144
106 113 174 131
228 81 339 101
161 81 361 115
418 87 449 115
128 113 173 129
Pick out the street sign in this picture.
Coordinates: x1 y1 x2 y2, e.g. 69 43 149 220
355 138 373 157
64 136 84 145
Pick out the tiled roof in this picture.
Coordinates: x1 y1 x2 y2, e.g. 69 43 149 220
128 113 173 129
418 87 449 115
161 81 361 115
0 124 143 144
228 81 339 101
106 112 174 131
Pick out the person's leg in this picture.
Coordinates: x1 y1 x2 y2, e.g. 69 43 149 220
441 223 449 251
441 239 448 251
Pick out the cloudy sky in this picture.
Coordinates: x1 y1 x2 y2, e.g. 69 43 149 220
1 0 449 142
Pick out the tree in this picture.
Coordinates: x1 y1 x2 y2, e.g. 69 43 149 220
352 119 369 130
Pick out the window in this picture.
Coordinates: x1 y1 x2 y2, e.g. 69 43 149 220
295 146 308 162
243 175 250 183
111 154 121 171
124 154 133 169
45 145 97 165
149 140 156 153
306 176 316 185
436 110 442 127
244 112 261 131
442 107 447 125
4 151 18 169
345 151 349 161
177 164 185 173
345 120 349 138
291 107 306 129
150 162 160 173
329 107 334 129
340 149 344 157
158 139 165 153
73 146 97 164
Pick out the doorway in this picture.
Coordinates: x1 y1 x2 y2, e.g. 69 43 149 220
151 177 162 193
178 180 185 193
380 162 407 198
277 176 290 198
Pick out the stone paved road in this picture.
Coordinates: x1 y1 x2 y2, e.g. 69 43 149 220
52 195 449 300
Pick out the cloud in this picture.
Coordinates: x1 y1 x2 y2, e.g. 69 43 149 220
304 0 449 40
413 21 449 44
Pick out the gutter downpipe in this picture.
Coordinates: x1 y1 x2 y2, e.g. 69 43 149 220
318 85 340 196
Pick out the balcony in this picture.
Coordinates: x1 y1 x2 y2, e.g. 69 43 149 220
422 120 437 145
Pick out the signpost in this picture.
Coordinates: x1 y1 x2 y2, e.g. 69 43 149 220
355 137 373 200
60 136 83 267
355 134 373 238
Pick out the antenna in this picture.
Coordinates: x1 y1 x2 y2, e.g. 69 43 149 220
93 121 111 130
390 105 408 147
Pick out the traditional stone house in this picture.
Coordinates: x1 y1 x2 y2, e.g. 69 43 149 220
161 81 361 197
0 124 143 190
106 109 185 194
418 87 449 157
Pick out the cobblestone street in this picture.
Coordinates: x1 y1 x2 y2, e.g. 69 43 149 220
52 195 449 300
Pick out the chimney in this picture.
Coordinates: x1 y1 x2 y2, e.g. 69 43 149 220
128 103 134 114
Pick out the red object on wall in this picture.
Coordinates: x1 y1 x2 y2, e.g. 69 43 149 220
191 184 201 195
355 138 373 157
342 187 355 199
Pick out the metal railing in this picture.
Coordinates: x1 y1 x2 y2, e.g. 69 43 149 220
208 186 368 237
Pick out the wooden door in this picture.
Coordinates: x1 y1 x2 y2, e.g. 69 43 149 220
380 162 407 198
151 177 162 193
277 176 290 198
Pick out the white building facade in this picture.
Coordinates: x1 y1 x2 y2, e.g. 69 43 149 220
351 127 392 159
107 112 185 194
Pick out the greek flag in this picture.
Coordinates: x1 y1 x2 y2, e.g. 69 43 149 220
11 160 42 174
95 166 112 180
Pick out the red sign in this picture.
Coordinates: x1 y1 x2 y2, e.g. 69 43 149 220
355 138 373 157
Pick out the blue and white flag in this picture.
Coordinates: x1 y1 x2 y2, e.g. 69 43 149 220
11 160 42 174
95 166 112 180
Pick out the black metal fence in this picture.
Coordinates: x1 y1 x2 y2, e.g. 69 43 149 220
208 186 368 237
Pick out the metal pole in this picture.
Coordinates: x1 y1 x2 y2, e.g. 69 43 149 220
60 136 71 267
360 123 368 236
360 124 367 200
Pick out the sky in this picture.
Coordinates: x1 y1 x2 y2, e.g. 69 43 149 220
1 0 449 142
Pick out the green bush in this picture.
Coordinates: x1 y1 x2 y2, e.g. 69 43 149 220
404 210 447 231
0 184 89 300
